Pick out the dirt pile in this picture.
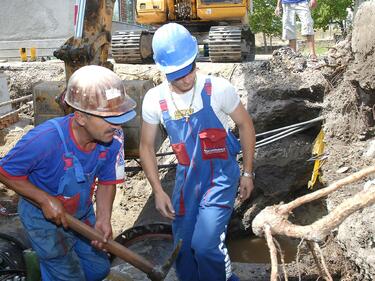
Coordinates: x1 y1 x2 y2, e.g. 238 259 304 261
0 61 65 99
317 2 375 280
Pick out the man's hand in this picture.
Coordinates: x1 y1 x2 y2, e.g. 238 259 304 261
238 177 254 202
92 219 113 250
40 196 68 228
310 0 317 9
154 190 175 220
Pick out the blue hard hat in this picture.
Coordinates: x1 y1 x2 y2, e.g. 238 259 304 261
152 23 198 80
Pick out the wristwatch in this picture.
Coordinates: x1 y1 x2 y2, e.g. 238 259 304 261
241 171 255 179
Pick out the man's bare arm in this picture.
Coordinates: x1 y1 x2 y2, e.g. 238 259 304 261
139 121 175 219
93 183 116 248
230 102 256 201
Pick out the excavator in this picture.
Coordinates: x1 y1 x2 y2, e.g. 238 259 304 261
33 0 166 158
111 0 255 63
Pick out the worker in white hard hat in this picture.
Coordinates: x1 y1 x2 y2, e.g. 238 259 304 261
140 23 256 281
0 65 136 281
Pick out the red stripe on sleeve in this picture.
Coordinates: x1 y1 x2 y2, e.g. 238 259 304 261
98 179 125 185
0 166 28 180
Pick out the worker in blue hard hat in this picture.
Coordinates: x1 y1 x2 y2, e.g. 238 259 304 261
140 23 256 281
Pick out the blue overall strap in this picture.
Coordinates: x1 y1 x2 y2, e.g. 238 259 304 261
50 119 86 185
201 78 212 108
50 119 69 154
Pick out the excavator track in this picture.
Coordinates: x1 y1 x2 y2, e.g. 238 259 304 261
111 30 153 64
208 26 242 62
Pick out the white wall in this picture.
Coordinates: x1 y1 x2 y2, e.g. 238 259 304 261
0 0 140 60
0 0 76 59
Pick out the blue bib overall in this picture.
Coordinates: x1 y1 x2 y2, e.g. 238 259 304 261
18 120 110 281
160 79 241 281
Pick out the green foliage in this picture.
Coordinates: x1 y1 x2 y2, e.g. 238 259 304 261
312 0 353 31
249 0 282 38
249 0 353 37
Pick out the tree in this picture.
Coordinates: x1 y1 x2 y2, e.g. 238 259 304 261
248 0 353 50
249 0 282 52
311 0 353 36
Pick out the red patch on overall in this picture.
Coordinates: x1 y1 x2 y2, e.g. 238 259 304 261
56 193 80 215
199 128 228 160
63 156 73 170
204 82 212 96
159 99 168 111
99 150 108 159
171 143 190 166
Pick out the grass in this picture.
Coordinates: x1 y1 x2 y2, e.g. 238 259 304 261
299 39 336 56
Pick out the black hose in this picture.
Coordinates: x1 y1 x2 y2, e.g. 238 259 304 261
0 232 28 251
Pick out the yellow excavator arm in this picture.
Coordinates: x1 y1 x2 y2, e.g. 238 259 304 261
54 0 115 83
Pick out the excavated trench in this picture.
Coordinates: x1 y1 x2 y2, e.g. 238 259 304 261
2 7 375 277
0 56 338 281
0 57 332 281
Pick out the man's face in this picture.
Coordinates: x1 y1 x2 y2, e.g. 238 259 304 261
76 112 121 143
170 65 197 93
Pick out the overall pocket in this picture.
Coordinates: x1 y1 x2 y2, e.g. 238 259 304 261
56 193 81 215
171 143 191 166
199 128 228 160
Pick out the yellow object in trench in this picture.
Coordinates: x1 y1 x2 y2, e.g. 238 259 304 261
308 129 325 189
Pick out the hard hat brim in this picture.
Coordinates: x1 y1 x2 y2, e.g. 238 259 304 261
104 110 136 125
166 62 194 82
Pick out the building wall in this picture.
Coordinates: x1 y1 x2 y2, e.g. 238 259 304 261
0 0 137 60
0 0 75 59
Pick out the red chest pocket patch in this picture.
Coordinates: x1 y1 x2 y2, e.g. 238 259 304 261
171 143 190 166
199 128 228 160
56 193 80 215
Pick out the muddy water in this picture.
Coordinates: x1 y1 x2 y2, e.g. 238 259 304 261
228 236 298 264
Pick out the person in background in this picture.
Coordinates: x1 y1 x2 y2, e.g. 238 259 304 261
140 23 256 281
275 0 318 61
0 65 136 281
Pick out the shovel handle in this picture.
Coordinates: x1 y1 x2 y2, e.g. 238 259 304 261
64 213 157 276
24 198 162 279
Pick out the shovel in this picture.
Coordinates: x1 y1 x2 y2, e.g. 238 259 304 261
26 199 181 281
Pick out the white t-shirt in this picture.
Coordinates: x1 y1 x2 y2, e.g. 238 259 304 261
141 74 240 130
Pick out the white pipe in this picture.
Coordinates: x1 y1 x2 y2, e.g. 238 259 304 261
75 0 87 39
